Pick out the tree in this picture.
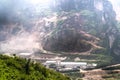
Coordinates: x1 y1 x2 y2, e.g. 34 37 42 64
25 59 31 74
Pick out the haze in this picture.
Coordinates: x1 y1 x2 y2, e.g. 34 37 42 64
109 0 120 20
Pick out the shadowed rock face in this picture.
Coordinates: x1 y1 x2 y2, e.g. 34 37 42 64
42 29 92 52
41 13 101 52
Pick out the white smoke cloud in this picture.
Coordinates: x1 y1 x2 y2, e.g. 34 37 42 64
0 29 40 53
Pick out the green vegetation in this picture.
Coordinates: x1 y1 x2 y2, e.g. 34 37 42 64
0 55 70 80
95 54 113 67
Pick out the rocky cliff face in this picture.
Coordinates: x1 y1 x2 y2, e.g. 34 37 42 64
42 13 101 52
42 0 119 55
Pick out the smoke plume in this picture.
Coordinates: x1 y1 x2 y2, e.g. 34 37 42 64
0 0 51 53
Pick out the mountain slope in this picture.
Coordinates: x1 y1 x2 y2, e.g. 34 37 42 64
0 0 120 65
0 55 70 80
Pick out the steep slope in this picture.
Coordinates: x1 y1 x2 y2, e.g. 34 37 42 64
41 0 120 64
42 12 101 53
